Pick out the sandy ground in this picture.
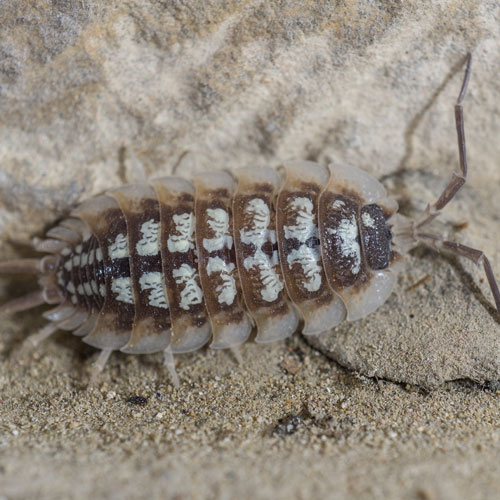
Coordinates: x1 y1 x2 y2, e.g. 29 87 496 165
0 309 499 499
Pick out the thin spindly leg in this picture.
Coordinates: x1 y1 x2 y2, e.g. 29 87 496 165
90 349 113 383
15 322 60 362
0 290 46 315
230 346 243 365
416 54 472 230
163 348 180 387
417 231 500 314
123 146 148 184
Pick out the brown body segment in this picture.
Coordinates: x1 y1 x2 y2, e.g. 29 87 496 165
276 161 347 335
58 251 77 307
151 177 212 353
91 233 107 310
318 191 369 291
71 195 134 350
85 236 103 309
109 185 171 354
233 167 299 342
77 237 95 310
319 164 400 321
73 233 105 338
193 171 253 349
69 241 87 309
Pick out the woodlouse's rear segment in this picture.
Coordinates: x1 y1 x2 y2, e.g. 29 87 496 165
1 54 499 384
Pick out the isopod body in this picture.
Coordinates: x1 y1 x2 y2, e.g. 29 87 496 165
1 54 499 383
33 161 401 354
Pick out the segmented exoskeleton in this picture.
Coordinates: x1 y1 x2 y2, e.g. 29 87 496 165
1 55 498 384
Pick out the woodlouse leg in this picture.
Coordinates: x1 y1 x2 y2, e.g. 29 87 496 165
14 322 60 363
163 348 180 387
0 258 41 274
89 349 113 383
0 290 46 315
123 146 148 184
230 346 243 365
416 53 472 230
417 231 500 314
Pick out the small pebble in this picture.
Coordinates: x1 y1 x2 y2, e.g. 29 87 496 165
126 395 148 406
272 415 303 436
280 356 302 375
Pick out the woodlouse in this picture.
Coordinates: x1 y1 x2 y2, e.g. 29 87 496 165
1 54 499 385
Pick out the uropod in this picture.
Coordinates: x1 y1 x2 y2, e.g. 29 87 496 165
0 54 498 385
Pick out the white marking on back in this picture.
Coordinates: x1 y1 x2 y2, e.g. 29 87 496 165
137 219 160 256
66 282 75 294
91 280 98 295
64 259 73 271
206 256 236 305
203 208 233 252
61 247 71 256
332 199 346 210
83 282 92 296
99 283 106 297
139 272 169 309
327 215 361 274
88 249 95 265
77 284 84 295
96 248 103 262
283 197 322 291
173 264 203 310
243 252 283 302
361 212 375 228
287 246 322 292
283 197 316 243
109 234 128 259
240 198 283 302
71 295 78 305
111 277 134 304
240 199 271 245
167 212 195 253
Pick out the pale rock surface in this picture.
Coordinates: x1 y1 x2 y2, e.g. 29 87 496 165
1 1 499 387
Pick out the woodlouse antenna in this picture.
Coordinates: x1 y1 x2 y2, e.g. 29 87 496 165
411 53 500 315
416 53 471 230
416 232 500 314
